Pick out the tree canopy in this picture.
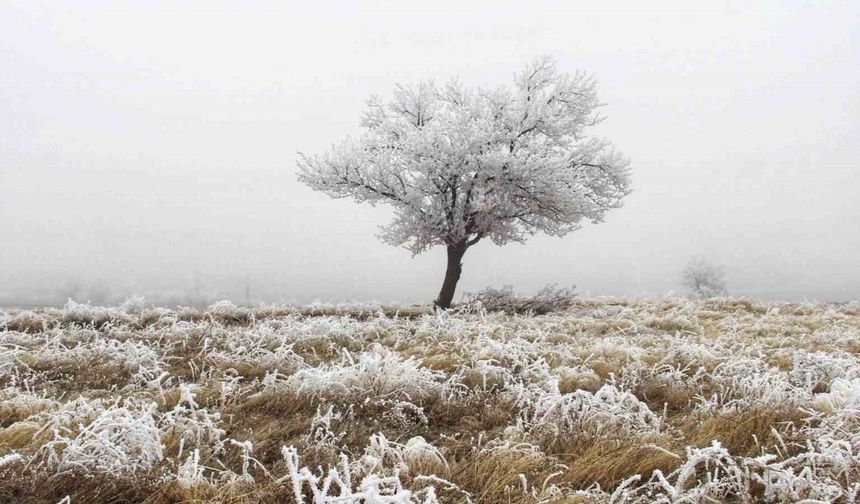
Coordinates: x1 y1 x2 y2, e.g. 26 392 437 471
298 57 632 307
299 57 631 255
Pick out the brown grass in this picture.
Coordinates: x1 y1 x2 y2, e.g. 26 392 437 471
564 441 681 490
451 444 562 504
1 297 857 502
686 408 792 456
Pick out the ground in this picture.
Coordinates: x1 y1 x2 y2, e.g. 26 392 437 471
0 297 859 503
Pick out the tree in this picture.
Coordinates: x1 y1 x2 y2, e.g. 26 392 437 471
298 57 632 308
682 256 728 298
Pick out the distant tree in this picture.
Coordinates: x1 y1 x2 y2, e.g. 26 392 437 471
298 57 631 308
682 256 728 298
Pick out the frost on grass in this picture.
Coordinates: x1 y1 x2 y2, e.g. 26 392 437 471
280 434 450 504
284 344 450 404
159 384 226 452
0 297 859 502
515 384 664 444
36 398 163 476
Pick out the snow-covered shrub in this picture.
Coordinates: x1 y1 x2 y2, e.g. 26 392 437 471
204 324 305 375
748 443 859 502
119 295 147 315
789 350 860 392
630 441 748 503
698 358 806 413
285 345 449 404
206 300 252 323
459 358 516 391
62 299 128 327
0 343 27 378
461 284 576 315
27 396 107 434
466 335 560 390
812 377 860 414
37 398 163 476
24 334 165 387
515 384 663 445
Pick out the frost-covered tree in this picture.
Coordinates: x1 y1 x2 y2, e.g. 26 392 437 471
298 57 632 308
682 256 728 298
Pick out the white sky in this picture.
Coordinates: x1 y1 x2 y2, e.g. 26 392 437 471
1 0 858 304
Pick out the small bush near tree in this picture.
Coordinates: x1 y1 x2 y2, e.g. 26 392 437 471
460 284 576 315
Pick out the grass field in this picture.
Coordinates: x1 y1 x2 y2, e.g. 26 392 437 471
1 297 859 503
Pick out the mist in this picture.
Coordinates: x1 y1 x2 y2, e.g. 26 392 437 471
2 0 858 306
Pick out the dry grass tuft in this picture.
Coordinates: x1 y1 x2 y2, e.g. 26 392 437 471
452 443 562 503
686 408 792 456
2 311 46 333
564 440 681 490
0 422 42 451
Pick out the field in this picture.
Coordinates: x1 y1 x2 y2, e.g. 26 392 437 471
1 297 859 503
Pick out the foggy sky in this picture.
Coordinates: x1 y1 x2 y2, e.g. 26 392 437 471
2 0 858 305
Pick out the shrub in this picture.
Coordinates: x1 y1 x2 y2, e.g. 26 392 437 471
461 284 576 315
36 399 163 476
284 344 450 404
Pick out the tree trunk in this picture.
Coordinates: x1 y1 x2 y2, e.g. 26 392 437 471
435 243 467 310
